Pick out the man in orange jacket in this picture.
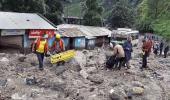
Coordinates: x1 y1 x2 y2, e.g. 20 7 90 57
52 33 65 54
32 33 48 70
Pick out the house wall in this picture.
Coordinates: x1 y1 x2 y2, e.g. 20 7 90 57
62 37 70 50
0 35 23 48
95 36 109 47
73 37 86 49
86 39 95 50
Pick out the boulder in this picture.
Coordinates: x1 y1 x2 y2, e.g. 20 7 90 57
0 57 9 62
25 76 37 85
86 67 97 74
87 75 104 84
11 93 27 100
0 79 7 87
131 87 144 95
132 81 144 88
55 65 66 75
80 70 88 79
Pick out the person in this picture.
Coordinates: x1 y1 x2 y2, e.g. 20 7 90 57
141 38 152 70
147 37 153 56
164 45 169 58
112 42 125 70
48 33 55 54
52 33 65 65
52 33 65 53
153 41 159 56
32 33 48 70
159 40 164 55
123 36 133 69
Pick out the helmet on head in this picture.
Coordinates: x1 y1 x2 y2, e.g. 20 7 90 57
55 33 61 39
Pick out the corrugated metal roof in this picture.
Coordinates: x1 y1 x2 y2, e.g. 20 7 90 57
57 24 111 37
58 28 85 37
0 12 56 29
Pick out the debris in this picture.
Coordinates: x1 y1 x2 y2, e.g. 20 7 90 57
11 93 27 100
131 87 144 95
132 81 144 88
55 65 66 75
87 75 104 84
0 57 9 62
80 69 88 79
0 79 7 87
26 76 37 85
18 56 26 62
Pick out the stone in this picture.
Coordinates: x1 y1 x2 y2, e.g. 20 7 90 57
11 93 27 100
55 65 66 75
80 69 88 79
86 67 97 74
0 57 9 62
132 81 144 88
87 75 104 84
131 87 144 95
109 92 122 100
18 56 26 62
25 76 37 85
0 79 7 87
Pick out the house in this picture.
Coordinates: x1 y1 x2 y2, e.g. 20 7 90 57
111 28 139 45
0 11 56 53
58 28 85 49
57 24 111 49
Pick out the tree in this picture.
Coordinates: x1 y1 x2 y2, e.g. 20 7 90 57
0 0 64 25
108 0 136 28
83 0 103 26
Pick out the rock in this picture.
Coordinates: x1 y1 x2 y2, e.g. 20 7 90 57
87 75 104 84
25 76 37 85
0 79 7 87
86 67 97 74
50 78 66 92
80 69 88 79
0 57 9 62
11 93 27 100
55 65 66 75
109 91 122 100
18 56 26 62
131 87 144 95
132 81 144 88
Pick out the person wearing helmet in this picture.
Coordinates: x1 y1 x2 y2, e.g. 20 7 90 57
32 33 48 71
52 33 65 54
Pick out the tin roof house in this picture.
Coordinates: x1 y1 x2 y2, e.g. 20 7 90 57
0 11 56 53
57 24 112 49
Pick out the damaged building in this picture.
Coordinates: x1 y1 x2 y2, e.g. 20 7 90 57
57 24 112 50
0 11 56 53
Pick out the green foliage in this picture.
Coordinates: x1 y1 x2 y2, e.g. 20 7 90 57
108 0 136 28
137 0 170 38
0 0 64 25
83 0 103 26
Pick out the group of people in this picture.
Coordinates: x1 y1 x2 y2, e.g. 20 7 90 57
153 40 169 58
107 36 169 71
32 33 65 70
107 36 133 70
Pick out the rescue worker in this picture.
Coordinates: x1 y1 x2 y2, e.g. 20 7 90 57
123 36 133 69
32 33 48 70
52 33 65 65
112 42 125 70
53 33 65 53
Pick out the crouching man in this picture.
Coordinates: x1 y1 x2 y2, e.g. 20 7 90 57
112 42 125 70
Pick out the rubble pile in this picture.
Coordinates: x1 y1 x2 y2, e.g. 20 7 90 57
0 46 170 100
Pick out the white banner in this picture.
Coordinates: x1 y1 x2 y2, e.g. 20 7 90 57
1 29 25 36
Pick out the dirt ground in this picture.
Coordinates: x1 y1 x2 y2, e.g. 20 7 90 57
0 42 170 100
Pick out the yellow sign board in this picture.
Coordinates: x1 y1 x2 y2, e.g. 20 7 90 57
50 50 75 64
